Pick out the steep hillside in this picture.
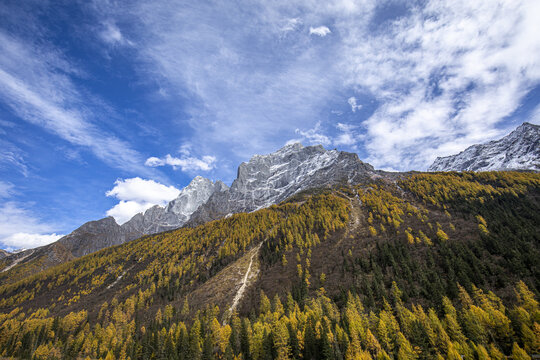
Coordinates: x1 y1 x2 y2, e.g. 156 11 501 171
0 172 539 359
1 144 377 278
0 177 224 278
0 249 11 260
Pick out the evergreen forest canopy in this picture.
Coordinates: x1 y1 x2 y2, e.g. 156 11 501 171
0 171 539 359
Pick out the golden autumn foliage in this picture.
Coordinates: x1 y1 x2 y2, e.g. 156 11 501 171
0 171 538 359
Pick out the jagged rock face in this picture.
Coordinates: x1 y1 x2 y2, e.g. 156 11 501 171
0 249 11 260
5 143 377 272
189 143 376 225
121 176 226 236
58 217 125 257
19 176 224 266
429 122 540 172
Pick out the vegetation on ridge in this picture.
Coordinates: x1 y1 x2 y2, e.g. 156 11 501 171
0 171 538 359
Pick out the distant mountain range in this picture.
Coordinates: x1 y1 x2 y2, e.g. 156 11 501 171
2 122 538 274
1 159 538 360
1 143 378 275
429 122 539 172
1 123 539 360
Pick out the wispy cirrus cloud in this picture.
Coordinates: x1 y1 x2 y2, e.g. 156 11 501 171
295 121 332 146
0 139 29 177
295 121 358 148
99 21 133 47
0 181 14 198
0 30 152 176
90 0 540 172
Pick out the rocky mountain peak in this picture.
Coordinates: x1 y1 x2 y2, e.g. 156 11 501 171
188 143 377 225
165 176 223 216
234 143 340 195
58 216 123 257
122 176 222 236
7 143 378 272
429 122 540 172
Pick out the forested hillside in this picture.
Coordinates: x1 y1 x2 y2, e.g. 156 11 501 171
0 172 539 359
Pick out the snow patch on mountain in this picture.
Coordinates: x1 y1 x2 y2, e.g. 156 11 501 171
188 143 376 225
429 123 539 172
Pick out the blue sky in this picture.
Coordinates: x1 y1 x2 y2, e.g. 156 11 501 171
1 0 539 250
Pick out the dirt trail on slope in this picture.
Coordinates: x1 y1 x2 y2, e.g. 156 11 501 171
336 190 365 241
106 265 135 289
1 250 34 273
227 242 262 317
188 242 263 323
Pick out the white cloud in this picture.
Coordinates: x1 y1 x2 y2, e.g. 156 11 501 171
334 133 355 146
106 177 180 204
334 123 357 146
309 26 331 37
285 138 303 146
336 122 354 132
145 154 216 171
347 97 361 112
100 22 123 44
100 22 133 46
529 104 540 125
106 201 155 225
281 18 302 33
105 177 180 224
295 121 358 147
2 233 63 251
295 122 332 146
0 202 61 250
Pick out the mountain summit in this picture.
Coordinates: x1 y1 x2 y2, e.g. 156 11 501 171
3 143 376 273
188 143 376 225
121 176 227 238
429 122 540 172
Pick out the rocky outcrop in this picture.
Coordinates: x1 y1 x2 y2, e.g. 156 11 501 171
188 143 376 225
429 122 539 172
121 176 226 238
58 217 125 257
3 143 378 273
0 249 10 260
